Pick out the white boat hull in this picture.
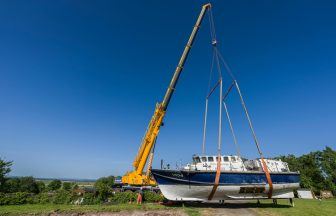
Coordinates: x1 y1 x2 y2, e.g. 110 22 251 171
158 183 298 202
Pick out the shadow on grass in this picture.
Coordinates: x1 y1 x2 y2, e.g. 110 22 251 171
163 200 292 209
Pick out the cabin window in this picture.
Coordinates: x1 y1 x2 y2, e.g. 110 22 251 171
201 157 207 162
231 157 237 162
216 156 221 162
208 157 214 162
223 156 229 162
193 157 201 163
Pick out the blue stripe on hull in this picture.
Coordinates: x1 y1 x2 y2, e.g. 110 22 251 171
151 169 300 186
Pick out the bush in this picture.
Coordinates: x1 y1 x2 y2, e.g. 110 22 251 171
48 180 62 191
62 182 72 191
81 193 100 205
52 190 72 204
4 177 40 193
143 191 164 203
19 177 40 193
110 191 137 203
94 176 114 201
37 181 46 192
0 192 8 205
0 192 34 205
34 192 51 204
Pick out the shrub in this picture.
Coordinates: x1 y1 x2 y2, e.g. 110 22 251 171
19 177 39 193
52 190 72 204
0 192 33 205
48 180 62 191
94 176 114 201
4 177 40 193
62 182 72 191
143 191 164 203
81 193 100 205
0 192 8 205
110 191 137 203
37 181 46 192
34 192 51 204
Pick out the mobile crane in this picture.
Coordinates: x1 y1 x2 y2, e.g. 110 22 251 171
121 3 212 188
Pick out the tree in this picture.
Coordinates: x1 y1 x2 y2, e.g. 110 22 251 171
0 158 12 192
47 180 62 191
37 181 46 192
4 177 40 193
315 146 336 191
279 146 336 192
4 178 21 193
72 184 79 190
19 176 39 193
62 182 72 191
94 176 114 201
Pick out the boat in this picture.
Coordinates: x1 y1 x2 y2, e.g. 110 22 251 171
148 3 300 204
151 155 300 201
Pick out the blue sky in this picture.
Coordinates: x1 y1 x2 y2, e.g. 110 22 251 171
0 0 335 179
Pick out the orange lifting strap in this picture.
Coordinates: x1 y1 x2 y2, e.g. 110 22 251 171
208 155 221 200
260 157 273 198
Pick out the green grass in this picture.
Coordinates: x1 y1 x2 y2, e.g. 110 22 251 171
0 203 171 216
1 199 335 216
256 199 336 216
183 207 201 216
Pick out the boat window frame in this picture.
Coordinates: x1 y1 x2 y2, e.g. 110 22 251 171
223 156 229 162
193 156 201 163
201 156 207 162
208 157 214 162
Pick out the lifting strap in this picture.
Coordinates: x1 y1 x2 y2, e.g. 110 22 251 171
208 77 223 200
260 157 273 198
208 155 221 200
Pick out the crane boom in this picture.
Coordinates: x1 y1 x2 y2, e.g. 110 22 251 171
122 3 211 186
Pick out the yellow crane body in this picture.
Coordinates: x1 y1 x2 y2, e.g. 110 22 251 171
122 3 211 186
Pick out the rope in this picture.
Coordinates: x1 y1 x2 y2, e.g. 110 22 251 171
223 102 241 158
234 80 273 198
217 50 236 81
202 49 216 155
206 4 272 199
206 8 223 201
202 99 208 155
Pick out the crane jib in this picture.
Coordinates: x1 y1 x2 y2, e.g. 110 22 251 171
122 3 212 186
162 3 211 110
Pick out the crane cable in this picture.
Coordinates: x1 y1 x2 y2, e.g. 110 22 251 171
207 7 223 201
217 52 273 197
202 51 215 155
234 81 273 198
223 102 241 158
205 6 273 199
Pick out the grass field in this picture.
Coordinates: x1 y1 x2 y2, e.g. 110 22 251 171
256 199 336 216
0 203 172 215
0 199 335 216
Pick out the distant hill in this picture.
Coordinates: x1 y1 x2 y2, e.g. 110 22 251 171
9 176 96 183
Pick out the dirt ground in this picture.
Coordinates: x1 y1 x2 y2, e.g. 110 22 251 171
49 210 188 216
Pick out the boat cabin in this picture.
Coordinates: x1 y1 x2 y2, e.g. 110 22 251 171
183 154 292 173
183 155 246 172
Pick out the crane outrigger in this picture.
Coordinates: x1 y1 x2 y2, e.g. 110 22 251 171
122 3 212 186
